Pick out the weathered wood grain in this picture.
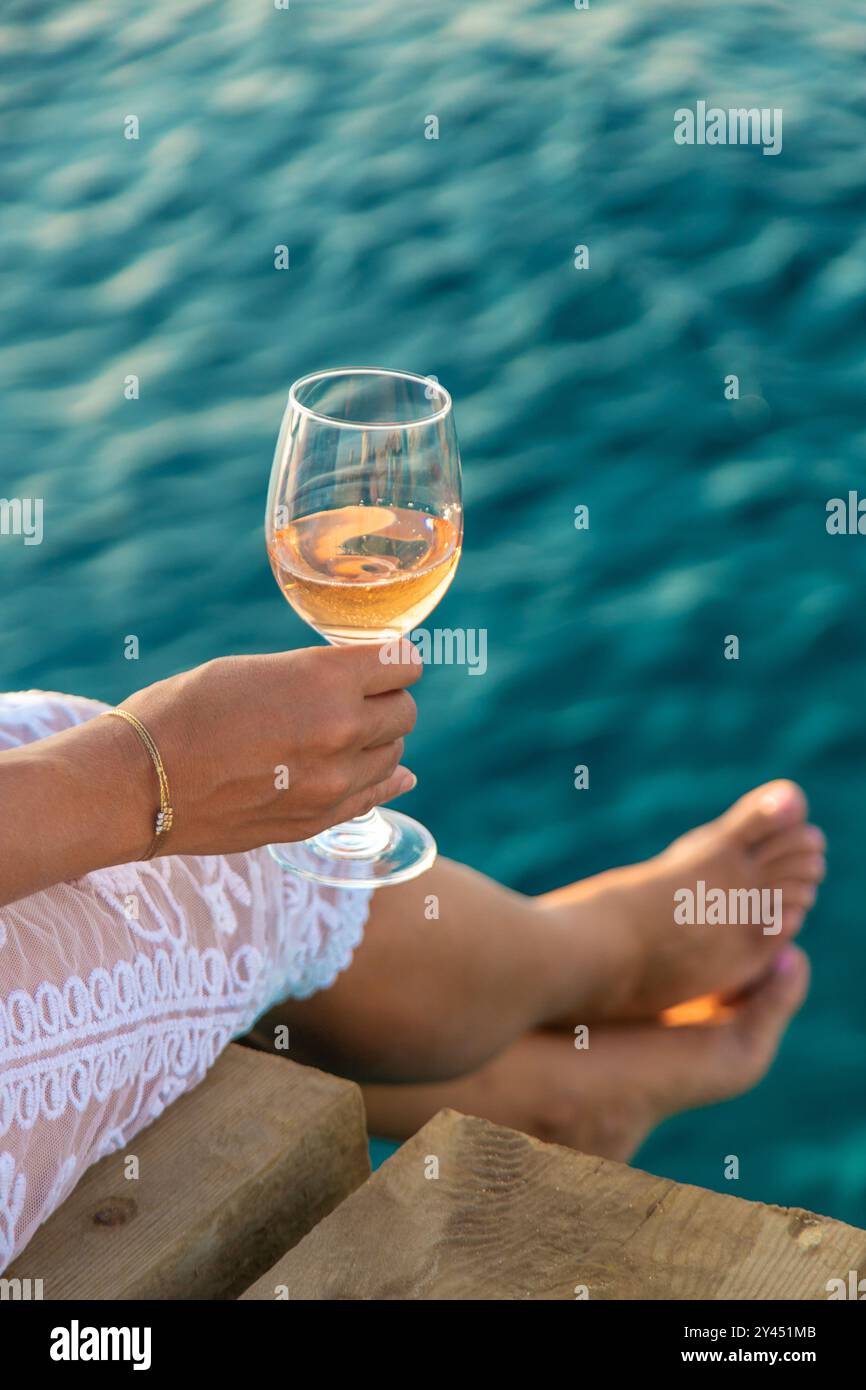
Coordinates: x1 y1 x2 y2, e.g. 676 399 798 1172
241 1108 866 1300
7 1043 369 1300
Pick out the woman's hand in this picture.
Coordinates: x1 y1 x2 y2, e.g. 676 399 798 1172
0 643 423 904
122 642 422 856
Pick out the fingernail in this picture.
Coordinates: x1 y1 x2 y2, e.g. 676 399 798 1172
398 770 417 792
761 791 781 813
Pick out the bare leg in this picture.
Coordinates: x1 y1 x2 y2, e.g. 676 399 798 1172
361 950 810 1162
252 857 585 1081
257 783 828 1084
256 781 824 1083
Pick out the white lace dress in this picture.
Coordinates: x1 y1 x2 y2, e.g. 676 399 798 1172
0 690 373 1272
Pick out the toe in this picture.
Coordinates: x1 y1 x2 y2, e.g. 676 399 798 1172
762 853 826 885
727 946 811 1086
780 909 805 939
779 884 817 936
721 779 808 847
780 880 818 915
756 824 825 864
655 948 810 1110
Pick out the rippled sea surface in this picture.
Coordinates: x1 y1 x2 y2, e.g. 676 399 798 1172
2 0 865 1224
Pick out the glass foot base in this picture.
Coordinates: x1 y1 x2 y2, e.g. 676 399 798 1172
267 809 437 888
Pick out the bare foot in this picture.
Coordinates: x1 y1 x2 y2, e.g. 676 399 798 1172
541 780 825 1023
362 947 810 1163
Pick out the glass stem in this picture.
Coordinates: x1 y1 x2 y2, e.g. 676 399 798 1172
313 807 393 858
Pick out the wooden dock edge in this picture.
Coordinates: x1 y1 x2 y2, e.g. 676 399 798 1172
241 1108 866 1300
7 1043 370 1300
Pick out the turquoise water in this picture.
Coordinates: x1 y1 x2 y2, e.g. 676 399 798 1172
2 1 865 1226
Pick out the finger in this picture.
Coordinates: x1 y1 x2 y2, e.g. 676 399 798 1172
348 740 405 795
337 765 417 820
352 638 423 695
377 765 416 803
361 690 417 748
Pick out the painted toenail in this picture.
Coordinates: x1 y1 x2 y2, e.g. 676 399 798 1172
773 947 798 975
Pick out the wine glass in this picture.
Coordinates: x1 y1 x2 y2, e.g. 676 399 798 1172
265 367 463 888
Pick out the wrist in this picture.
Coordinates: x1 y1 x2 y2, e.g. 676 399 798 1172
102 709 175 860
38 713 158 873
0 707 169 908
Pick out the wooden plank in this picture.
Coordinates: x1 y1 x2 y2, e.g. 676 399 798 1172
7 1043 369 1300
241 1108 866 1301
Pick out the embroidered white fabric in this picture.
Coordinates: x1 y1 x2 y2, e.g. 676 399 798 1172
0 689 372 1272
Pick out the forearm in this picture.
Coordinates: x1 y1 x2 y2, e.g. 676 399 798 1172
0 716 151 906
0 646 423 905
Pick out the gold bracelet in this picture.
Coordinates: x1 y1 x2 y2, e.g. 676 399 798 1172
103 708 174 860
